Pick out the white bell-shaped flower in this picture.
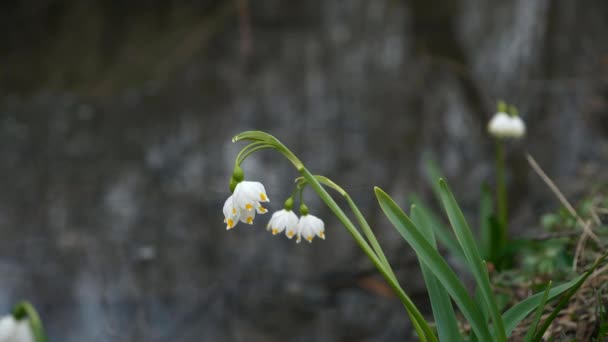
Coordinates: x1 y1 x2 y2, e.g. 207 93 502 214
233 181 269 213
266 209 299 236
296 214 325 243
488 112 526 138
223 195 240 230
224 180 270 229
510 116 526 136
0 316 34 342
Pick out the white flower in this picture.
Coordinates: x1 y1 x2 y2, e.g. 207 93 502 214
223 181 270 230
223 195 240 230
296 214 325 243
0 316 34 342
233 181 269 212
488 112 526 138
266 209 299 236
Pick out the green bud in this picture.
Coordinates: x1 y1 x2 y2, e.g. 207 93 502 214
508 105 519 117
232 165 245 182
497 100 507 113
12 305 26 320
299 203 309 216
284 197 294 210
229 178 238 193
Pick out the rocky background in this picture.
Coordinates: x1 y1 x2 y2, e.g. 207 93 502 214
0 1 607 341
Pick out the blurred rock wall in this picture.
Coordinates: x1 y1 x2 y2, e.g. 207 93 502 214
0 1 607 341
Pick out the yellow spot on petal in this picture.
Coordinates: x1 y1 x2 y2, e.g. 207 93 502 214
246 217 253 224
232 208 237 215
245 204 253 211
306 235 313 242
226 219 234 229
272 228 278 235
287 231 294 238
260 193 267 201
258 206 267 213
319 231 325 239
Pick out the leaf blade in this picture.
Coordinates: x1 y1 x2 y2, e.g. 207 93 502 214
438 179 506 342
375 187 491 341
412 205 464 342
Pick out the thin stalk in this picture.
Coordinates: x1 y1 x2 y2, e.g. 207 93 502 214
234 131 437 341
237 143 275 165
12 301 47 342
495 139 508 251
300 175 394 280
300 169 437 342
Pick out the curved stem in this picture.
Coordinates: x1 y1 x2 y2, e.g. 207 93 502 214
299 169 437 342
12 301 47 342
234 131 305 169
298 176 395 281
495 140 508 257
234 131 437 341
236 142 274 165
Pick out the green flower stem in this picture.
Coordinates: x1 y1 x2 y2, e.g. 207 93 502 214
233 131 304 169
296 176 434 340
236 143 275 165
233 131 436 342
298 175 394 280
495 139 508 250
12 301 47 342
299 168 436 342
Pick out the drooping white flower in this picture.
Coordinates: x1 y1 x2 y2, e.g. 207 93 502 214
0 316 34 342
488 112 526 138
233 181 269 213
510 116 526 136
223 195 240 230
224 181 270 229
296 214 325 243
266 209 299 236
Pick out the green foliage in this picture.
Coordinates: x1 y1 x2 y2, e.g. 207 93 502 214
411 206 463 342
377 181 603 341
595 289 608 340
531 254 607 341
232 132 607 341
376 187 492 341
523 281 551 342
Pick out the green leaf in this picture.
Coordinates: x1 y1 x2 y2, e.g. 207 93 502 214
523 281 551 342
409 195 467 264
474 286 490 322
502 274 584 336
375 187 491 341
531 254 607 341
411 205 463 342
438 179 507 342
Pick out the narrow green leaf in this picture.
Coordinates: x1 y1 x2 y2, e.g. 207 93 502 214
523 281 551 342
412 205 464 342
531 254 607 341
438 179 507 342
409 195 467 264
502 274 584 336
375 187 492 341
474 286 490 323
